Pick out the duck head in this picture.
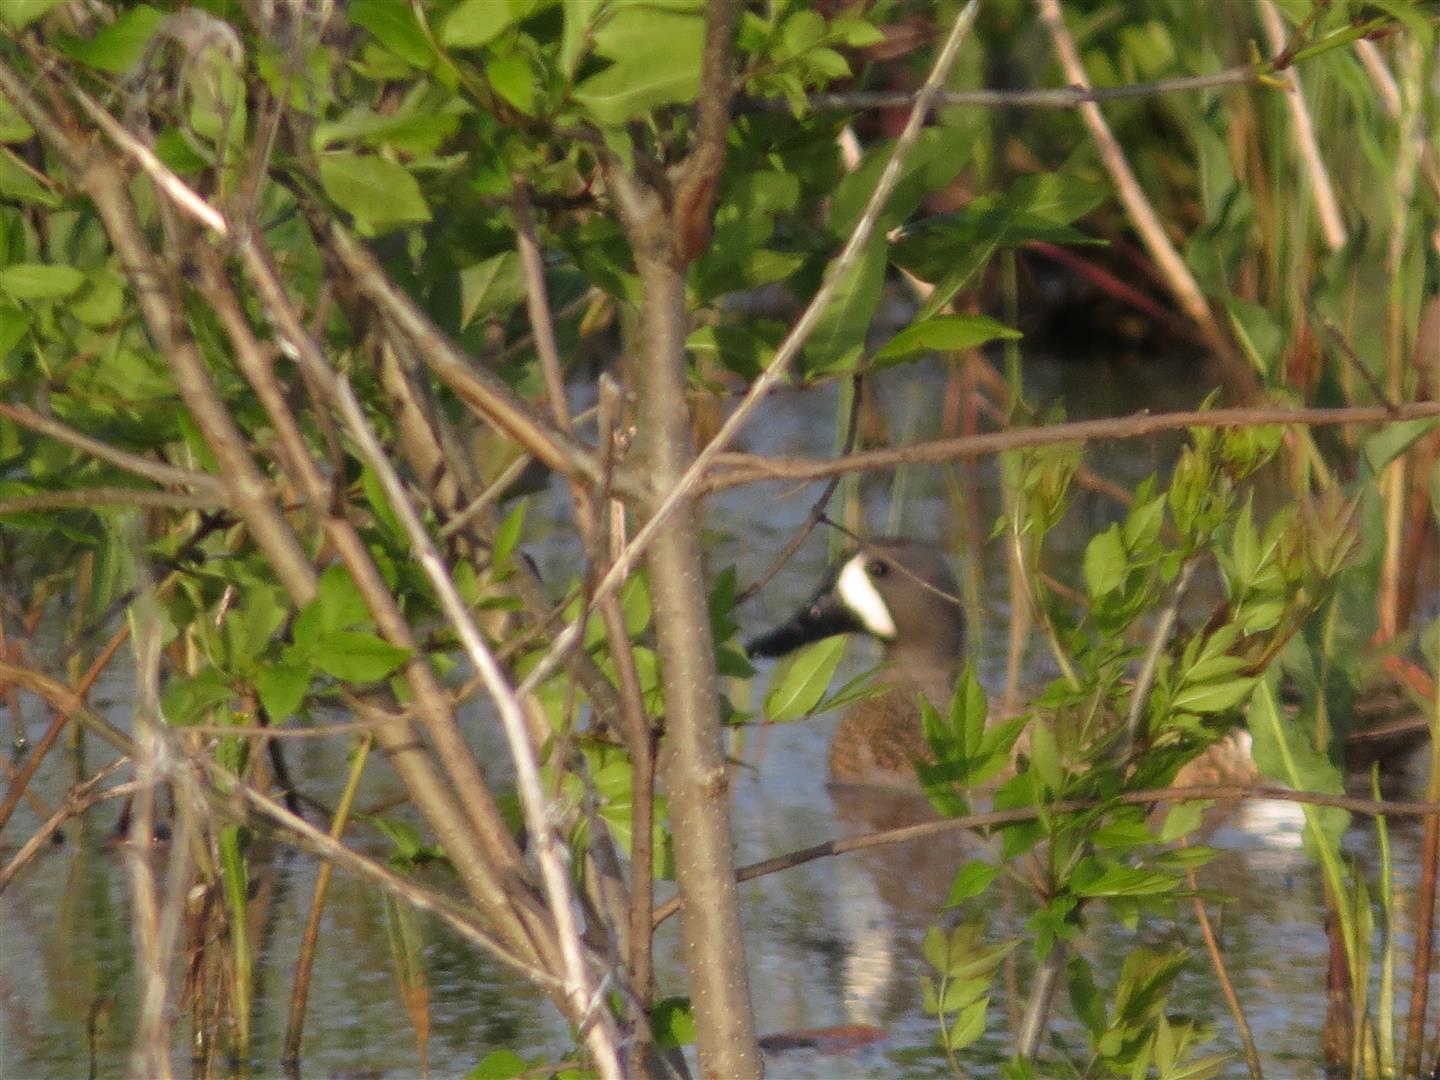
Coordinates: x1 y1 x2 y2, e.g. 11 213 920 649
747 539 966 706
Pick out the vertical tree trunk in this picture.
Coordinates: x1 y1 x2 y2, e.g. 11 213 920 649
631 239 762 1077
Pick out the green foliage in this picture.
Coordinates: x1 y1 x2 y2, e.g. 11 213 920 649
2 0 1434 1075
915 417 1368 1071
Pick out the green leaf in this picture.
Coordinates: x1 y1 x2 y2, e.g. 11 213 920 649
0 263 86 300
493 499 526 566
873 315 1021 366
442 0 518 47
946 995 989 1050
573 7 704 125
1073 860 1176 898
312 631 411 682
1027 722 1063 791
800 237 886 376
0 154 58 207
1363 417 1440 473
315 563 372 633
466 1047 527 1077
1083 525 1127 598
650 996 696 1050
1171 676 1256 714
1157 799 1209 843
318 152 430 234
487 52 535 115
350 0 438 70
949 663 989 759
56 5 164 73
764 636 846 723
1067 954 1107 1034
0 0 65 30
945 860 1000 906
254 662 310 722
458 251 525 328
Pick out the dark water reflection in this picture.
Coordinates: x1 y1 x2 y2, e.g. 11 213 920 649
3 352 1434 1078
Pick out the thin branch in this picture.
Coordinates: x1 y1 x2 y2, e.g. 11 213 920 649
0 763 133 894
653 785 1440 925
705 401 1440 489
734 374 864 606
0 489 220 515
0 402 225 497
776 68 1260 112
1124 558 1200 749
1259 0 1347 251
1186 853 1264 1078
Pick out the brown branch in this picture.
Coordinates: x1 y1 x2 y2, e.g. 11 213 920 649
1185 849 1263 1079
0 402 225 498
654 784 1440 925
672 0 738 263
0 489 221 515
705 402 1440 489
779 68 1261 112
0 765 135 894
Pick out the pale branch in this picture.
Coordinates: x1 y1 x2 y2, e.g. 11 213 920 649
705 401 1440 489
1260 0 1348 251
230 234 561 968
325 372 627 1079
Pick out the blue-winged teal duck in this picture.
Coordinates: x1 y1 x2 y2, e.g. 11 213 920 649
748 539 967 787
746 539 1428 792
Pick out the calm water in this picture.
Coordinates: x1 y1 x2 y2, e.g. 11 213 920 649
3 352 1434 1078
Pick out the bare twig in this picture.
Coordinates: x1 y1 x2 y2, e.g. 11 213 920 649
0 762 134 894
788 68 1260 111
706 401 1440 489
282 733 373 1067
653 784 1440 925
1124 558 1200 749
1259 0 1347 250
1186 852 1264 1079
734 374 865 605
0 403 224 498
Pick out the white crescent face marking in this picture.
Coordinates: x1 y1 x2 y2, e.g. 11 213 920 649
836 555 897 640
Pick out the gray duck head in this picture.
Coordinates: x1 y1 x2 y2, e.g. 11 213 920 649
747 539 966 706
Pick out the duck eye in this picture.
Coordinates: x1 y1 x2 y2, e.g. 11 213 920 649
867 559 888 577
